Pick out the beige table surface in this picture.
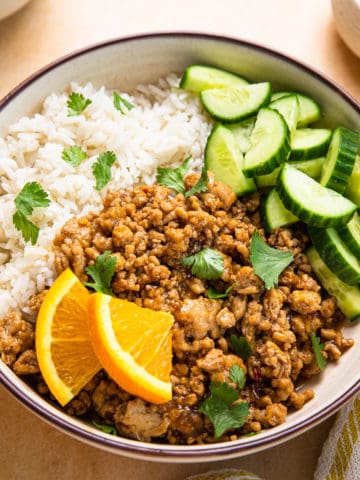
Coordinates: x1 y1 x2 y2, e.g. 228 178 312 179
0 1 359 479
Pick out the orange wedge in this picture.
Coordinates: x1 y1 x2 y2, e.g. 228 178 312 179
35 268 102 406
88 293 174 404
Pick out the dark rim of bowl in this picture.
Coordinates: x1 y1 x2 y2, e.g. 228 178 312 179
0 31 359 460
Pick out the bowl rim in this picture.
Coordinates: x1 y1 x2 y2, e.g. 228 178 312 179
1 365 359 460
0 31 359 461
1 31 359 111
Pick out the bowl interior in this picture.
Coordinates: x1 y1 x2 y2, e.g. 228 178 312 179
0 32 359 462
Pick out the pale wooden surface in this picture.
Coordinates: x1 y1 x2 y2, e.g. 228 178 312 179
0 1 359 479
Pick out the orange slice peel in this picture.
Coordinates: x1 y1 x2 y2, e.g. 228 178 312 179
36 269 174 407
88 292 174 404
35 268 102 406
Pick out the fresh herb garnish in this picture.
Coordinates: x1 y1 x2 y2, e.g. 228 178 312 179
92 151 117 191
181 248 224 280
61 145 87 167
250 230 293 289
199 364 249 438
14 181 50 215
113 91 134 114
242 431 259 438
207 283 235 299
92 420 118 436
13 210 40 245
310 332 327 370
67 92 92 116
156 157 191 195
229 335 252 360
156 158 209 197
85 250 117 295
185 166 209 198
13 181 50 245
228 364 246 389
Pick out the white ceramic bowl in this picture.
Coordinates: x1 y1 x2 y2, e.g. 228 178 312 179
0 33 359 463
0 0 31 20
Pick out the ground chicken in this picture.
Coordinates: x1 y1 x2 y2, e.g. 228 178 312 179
0 177 353 445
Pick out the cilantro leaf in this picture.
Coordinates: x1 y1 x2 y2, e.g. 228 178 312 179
67 92 92 116
84 251 117 295
310 332 327 370
92 151 117 191
201 399 250 438
62 145 87 167
250 230 293 289
185 166 209 197
199 365 249 438
209 381 239 405
14 181 50 216
229 335 252 360
12 182 50 245
92 421 118 436
228 364 246 389
113 91 134 114
156 157 191 195
207 283 235 299
156 158 209 198
13 210 40 245
181 248 224 280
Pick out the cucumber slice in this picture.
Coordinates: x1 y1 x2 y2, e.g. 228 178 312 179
256 157 324 188
309 226 360 284
200 82 271 123
307 246 360 321
290 128 332 160
289 157 324 179
277 164 357 227
204 124 256 196
256 167 281 188
271 92 322 126
295 93 322 127
228 117 256 153
320 126 359 193
262 188 298 231
270 94 299 139
337 212 360 258
271 92 289 102
345 155 360 206
243 107 290 177
180 65 248 92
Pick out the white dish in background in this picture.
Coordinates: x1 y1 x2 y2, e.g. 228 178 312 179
332 0 360 58
0 0 31 20
0 33 359 463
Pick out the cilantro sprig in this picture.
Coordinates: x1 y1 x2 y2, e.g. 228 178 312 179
13 210 40 245
199 364 249 438
13 182 50 245
181 248 224 280
310 332 327 370
250 230 293 289
62 145 87 167
14 181 50 215
156 157 190 195
113 92 134 114
156 157 209 197
85 251 117 295
67 92 92 116
185 166 209 197
92 151 117 191
207 283 235 299
229 335 252 360
228 364 246 389
92 420 118 436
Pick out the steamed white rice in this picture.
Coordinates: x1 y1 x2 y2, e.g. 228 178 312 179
0 74 212 318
